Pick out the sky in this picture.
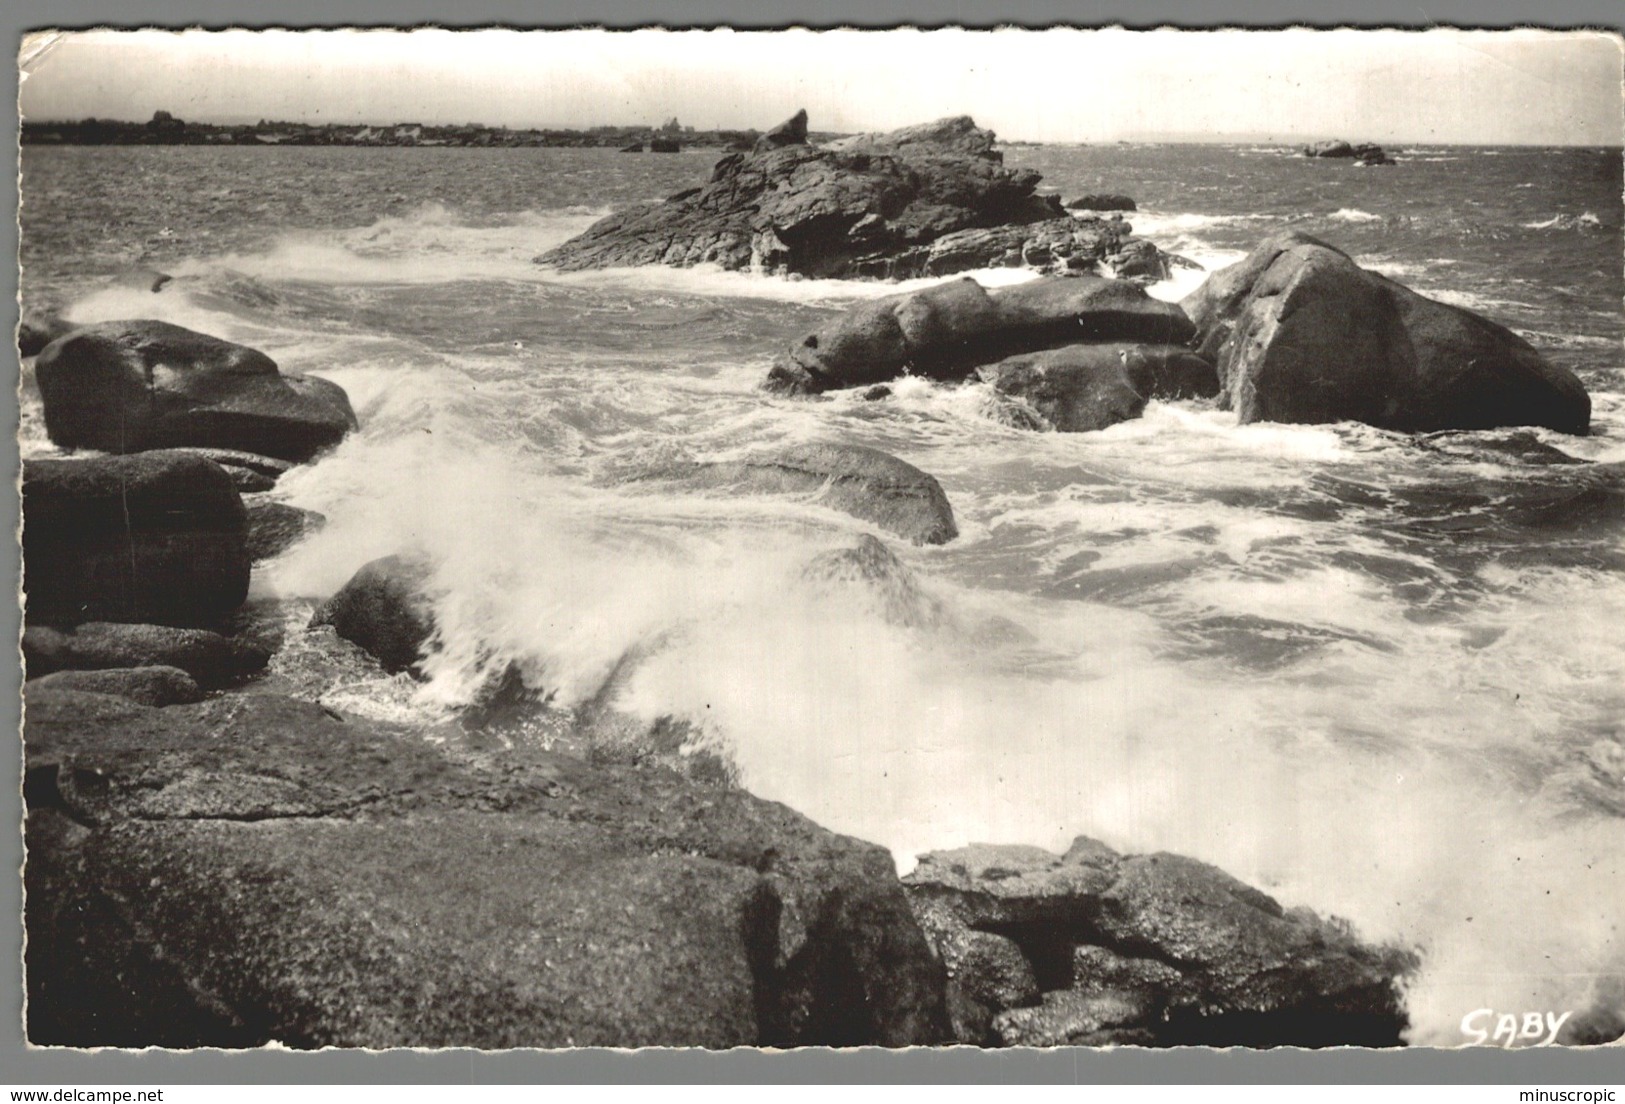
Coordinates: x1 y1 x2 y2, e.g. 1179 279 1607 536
17 27 1625 145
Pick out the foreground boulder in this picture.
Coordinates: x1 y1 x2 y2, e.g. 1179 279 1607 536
309 555 438 674
23 453 250 627
980 343 1219 432
633 443 958 546
767 275 1197 395
26 666 203 707
537 112 1158 281
34 320 358 462
1183 232 1590 434
23 623 270 689
904 839 1415 1047
24 688 950 1048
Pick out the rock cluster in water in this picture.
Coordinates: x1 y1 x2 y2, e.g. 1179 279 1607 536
537 112 1168 280
767 234 1591 438
1302 139 1396 165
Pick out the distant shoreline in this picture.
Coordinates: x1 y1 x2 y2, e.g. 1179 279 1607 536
19 115 841 150
22 118 1620 152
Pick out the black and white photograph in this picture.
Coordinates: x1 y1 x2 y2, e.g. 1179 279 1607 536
11 24 1625 1062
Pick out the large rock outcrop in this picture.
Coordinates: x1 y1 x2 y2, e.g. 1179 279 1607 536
24 688 950 1049
1182 232 1590 434
536 113 1159 280
767 275 1197 396
904 839 1416 1047
35 321 358 462
22 452 251 628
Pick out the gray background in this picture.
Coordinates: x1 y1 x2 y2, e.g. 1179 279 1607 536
5 0 1623 1085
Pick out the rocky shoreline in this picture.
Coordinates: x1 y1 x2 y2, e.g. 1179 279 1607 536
19 111 1603 1050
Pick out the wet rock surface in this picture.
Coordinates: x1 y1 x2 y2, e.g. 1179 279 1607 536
23 452 250 628
767 275 1198 396
309 554 439 675
632 442 959 546
903 839 1416 1047
245 499 327 562
980 342 1219 432
23 622 271 689
34 320 357 462
1183 231 1590 434
23 688 950 1049
26 665 204 707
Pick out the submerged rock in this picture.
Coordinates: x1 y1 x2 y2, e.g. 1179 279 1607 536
23 688 950 1048
309 555 438 676
904 838 1416 1047
23 452 250 628
980 342 1219 432
34 320 358 462
537 112 1155 280
639 443 958 546
800 534 950 629
23 623 270 689
1183 231 1590 434
767 275 1197 395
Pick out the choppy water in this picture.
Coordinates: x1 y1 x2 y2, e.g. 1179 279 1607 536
18 143 1625 1045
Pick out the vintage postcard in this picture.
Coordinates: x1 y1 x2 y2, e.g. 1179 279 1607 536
13 26 1624 1061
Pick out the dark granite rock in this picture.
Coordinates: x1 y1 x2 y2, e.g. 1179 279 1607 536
19 311 78 357
23 623 269 688
34 320 358 462
635 443 958 546
26 665 203 707
1066 194 1137 212
980 343 1220 432
23 452 250 628
767 275 1197 395
538 113 1129 280
1183 231 1590 434
245 500 327 562
309 555 438 675
904 838 1416 1047
23 688 950 1048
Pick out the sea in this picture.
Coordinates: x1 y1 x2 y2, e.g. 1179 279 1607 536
17 141 1625 1045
